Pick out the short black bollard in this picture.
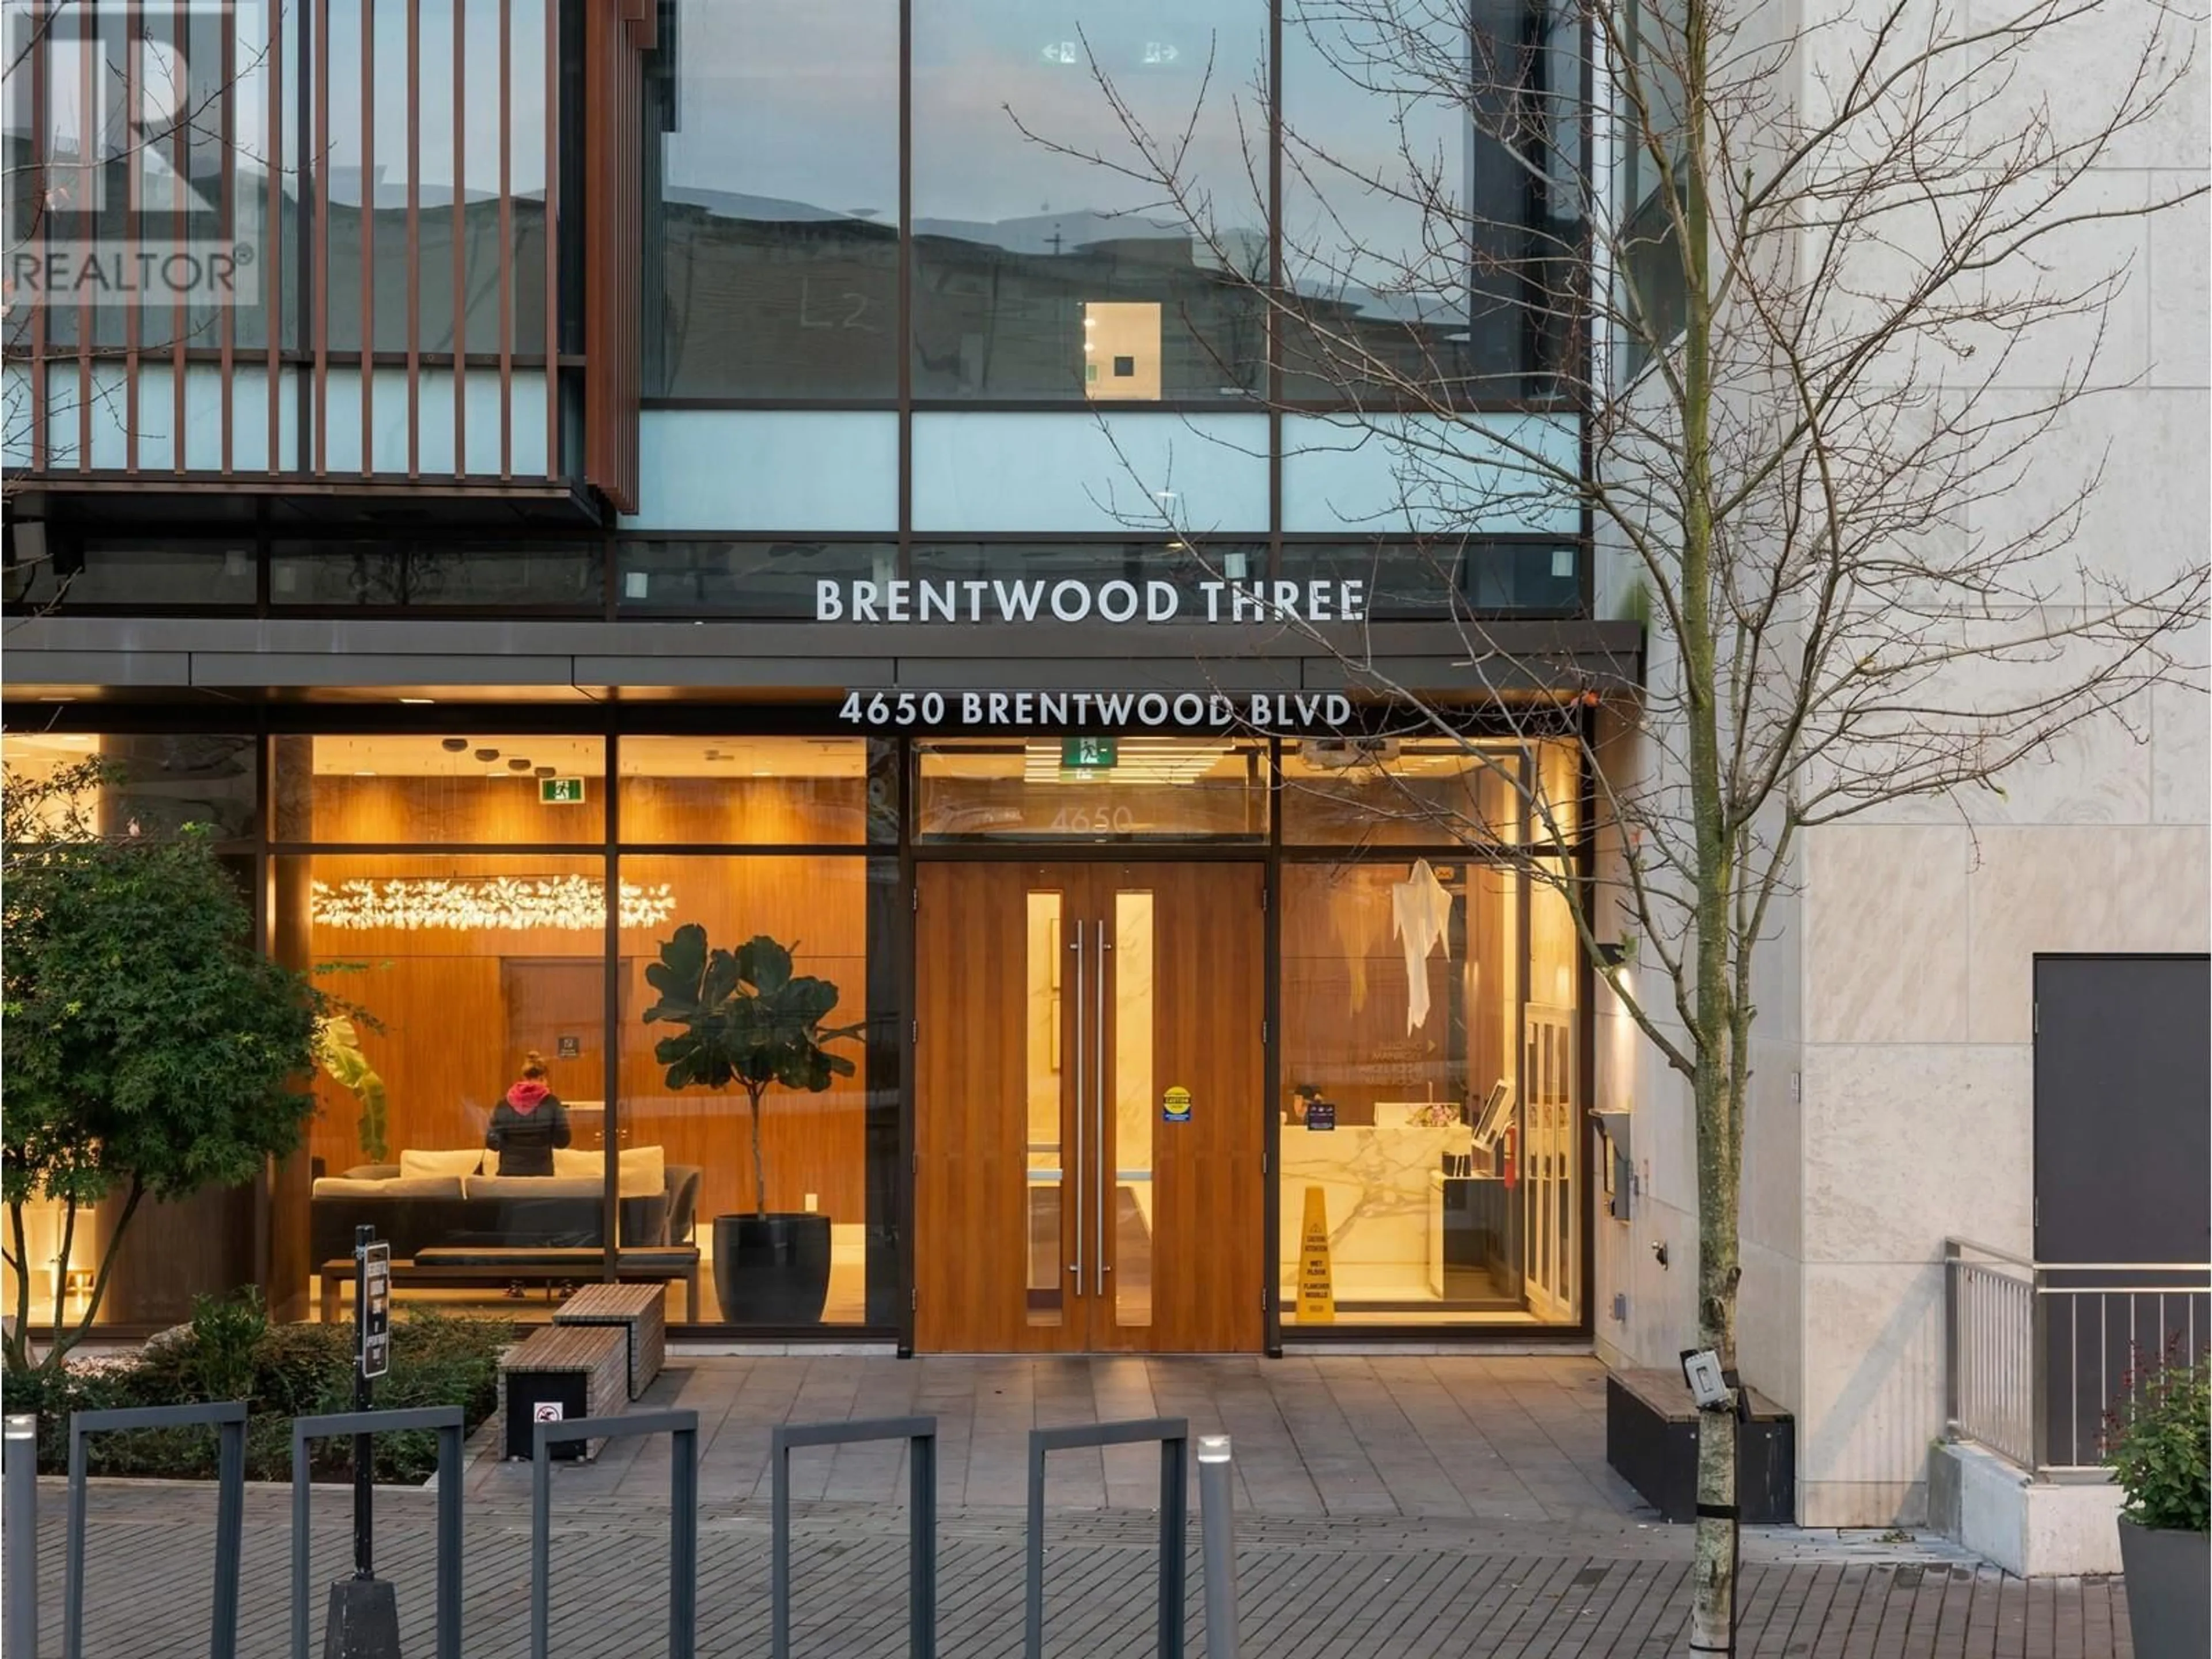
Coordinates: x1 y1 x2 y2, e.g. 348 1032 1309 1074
1026 1418 1188 1659
1196 1435 1240 1659
770 1415 938 1659
64 1400 247 1659
319 1226 401 1659
531 1409 699 1659
6 1413 38 1659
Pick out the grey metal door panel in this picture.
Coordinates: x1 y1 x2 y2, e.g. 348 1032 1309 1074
2033 954 2210 1266
2033 954 2210 1464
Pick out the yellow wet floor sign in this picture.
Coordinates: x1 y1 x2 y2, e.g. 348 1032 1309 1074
1297 1185 1335 1324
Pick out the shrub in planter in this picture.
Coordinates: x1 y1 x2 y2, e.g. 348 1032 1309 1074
2104 1350 2209 1659
2 1293 513 1484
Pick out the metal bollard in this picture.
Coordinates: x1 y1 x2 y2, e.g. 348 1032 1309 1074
1196 1435 1240 1659
6 1414 37 1659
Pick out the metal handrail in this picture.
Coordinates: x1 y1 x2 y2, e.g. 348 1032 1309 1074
1943 1238 2211 1476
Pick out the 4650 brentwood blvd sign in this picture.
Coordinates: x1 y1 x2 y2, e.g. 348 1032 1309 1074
836 690 1356 730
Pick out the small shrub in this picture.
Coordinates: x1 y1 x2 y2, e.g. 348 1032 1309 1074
183 1287 271 1403
9 1303 514 1481
252 1322 351 1418
2104 1349 2210 1533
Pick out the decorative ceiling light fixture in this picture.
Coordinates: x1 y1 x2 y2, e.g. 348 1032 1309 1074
310 875 676 932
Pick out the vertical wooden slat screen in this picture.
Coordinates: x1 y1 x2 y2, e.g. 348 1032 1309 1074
26 9 45 471
581 0 651 514
219 0 237 472
123 4 139 471
313 0 329 473
452 0 468 479
172 0 188 474
265 0 282 475
498 0 514 478
75 24 93 469
544 0 560 483
407 0 421 478
9 0 643 509
359 0 374 472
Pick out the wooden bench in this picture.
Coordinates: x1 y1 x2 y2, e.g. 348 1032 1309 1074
553 1283 666 1399
318 1245 700 1324
1604 1368 1796 1524
501 1323 629 1460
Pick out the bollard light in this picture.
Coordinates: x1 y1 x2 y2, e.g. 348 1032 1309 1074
6 1410 37 1659
1195 1433 1240 1659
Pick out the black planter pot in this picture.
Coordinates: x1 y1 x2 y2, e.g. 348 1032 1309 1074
2118 1518 2210 1659
710 1213 831 1325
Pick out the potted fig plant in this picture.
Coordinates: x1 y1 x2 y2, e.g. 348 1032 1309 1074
643 926 859 1324
2104 1347 2209 1659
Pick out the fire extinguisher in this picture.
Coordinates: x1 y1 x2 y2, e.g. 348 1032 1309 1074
1500 1125 1518 1190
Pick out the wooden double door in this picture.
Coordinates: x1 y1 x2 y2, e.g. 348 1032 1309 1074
915 861 1266 1352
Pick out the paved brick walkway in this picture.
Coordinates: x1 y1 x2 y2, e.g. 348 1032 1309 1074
24 1356 2134 1657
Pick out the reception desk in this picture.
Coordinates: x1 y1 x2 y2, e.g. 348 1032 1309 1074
1278 1111 1476 1300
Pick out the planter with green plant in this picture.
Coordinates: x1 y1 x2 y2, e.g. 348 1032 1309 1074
643 926 859 1324
2104 1347 2209 1659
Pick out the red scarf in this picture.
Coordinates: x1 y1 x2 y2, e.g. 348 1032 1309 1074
505 1080 551 1115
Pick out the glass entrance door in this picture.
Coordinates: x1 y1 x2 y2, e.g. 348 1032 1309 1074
914 861 1265 1352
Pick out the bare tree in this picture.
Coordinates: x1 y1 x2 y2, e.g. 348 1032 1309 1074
1017 0 2206 1643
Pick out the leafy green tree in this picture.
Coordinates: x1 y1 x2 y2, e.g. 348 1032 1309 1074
3 762 325 1374
642 927 860 1216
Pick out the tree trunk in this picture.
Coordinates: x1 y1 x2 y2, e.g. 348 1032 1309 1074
62 1180 144 1364
1690 1054 1744 1652
5 1203 32 1373
747 1085 768 1218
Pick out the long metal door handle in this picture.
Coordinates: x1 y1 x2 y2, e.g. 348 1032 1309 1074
1069 919 1084 1287
1094 919 1109 1298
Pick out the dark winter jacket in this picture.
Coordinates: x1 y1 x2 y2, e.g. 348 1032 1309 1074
485 1081 572 1176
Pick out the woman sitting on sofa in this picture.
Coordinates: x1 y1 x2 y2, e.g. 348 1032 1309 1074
485 1050 573 1176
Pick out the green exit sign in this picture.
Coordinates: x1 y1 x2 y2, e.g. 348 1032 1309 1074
1061 737 1117 771
540 777 588 805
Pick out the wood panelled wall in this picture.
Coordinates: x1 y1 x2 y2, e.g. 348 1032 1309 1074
289 772 866 846
1278 862 1521 1127
290 773 873 1233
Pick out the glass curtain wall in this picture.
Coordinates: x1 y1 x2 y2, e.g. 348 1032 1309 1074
271 732 898 1331
1275 739 1584 1328
643 0 1576 405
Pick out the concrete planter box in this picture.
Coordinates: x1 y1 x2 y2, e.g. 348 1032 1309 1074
2118 1518 2209 1659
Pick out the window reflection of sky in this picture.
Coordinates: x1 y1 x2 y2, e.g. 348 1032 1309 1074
649 0 1488 283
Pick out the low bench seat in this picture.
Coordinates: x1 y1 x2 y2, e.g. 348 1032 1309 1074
500 1322 629 1460
552 1282 666 1399
1604 1368 1796 1524
317 1245 700 1324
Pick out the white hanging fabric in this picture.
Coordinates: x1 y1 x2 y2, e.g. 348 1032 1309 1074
1391 858 1454 1033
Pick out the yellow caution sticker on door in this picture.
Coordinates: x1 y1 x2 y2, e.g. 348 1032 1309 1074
1297 1185 1335 1324
1162 1085 1192 1122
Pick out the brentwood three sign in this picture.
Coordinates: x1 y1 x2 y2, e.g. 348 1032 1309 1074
815 577 1369 625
